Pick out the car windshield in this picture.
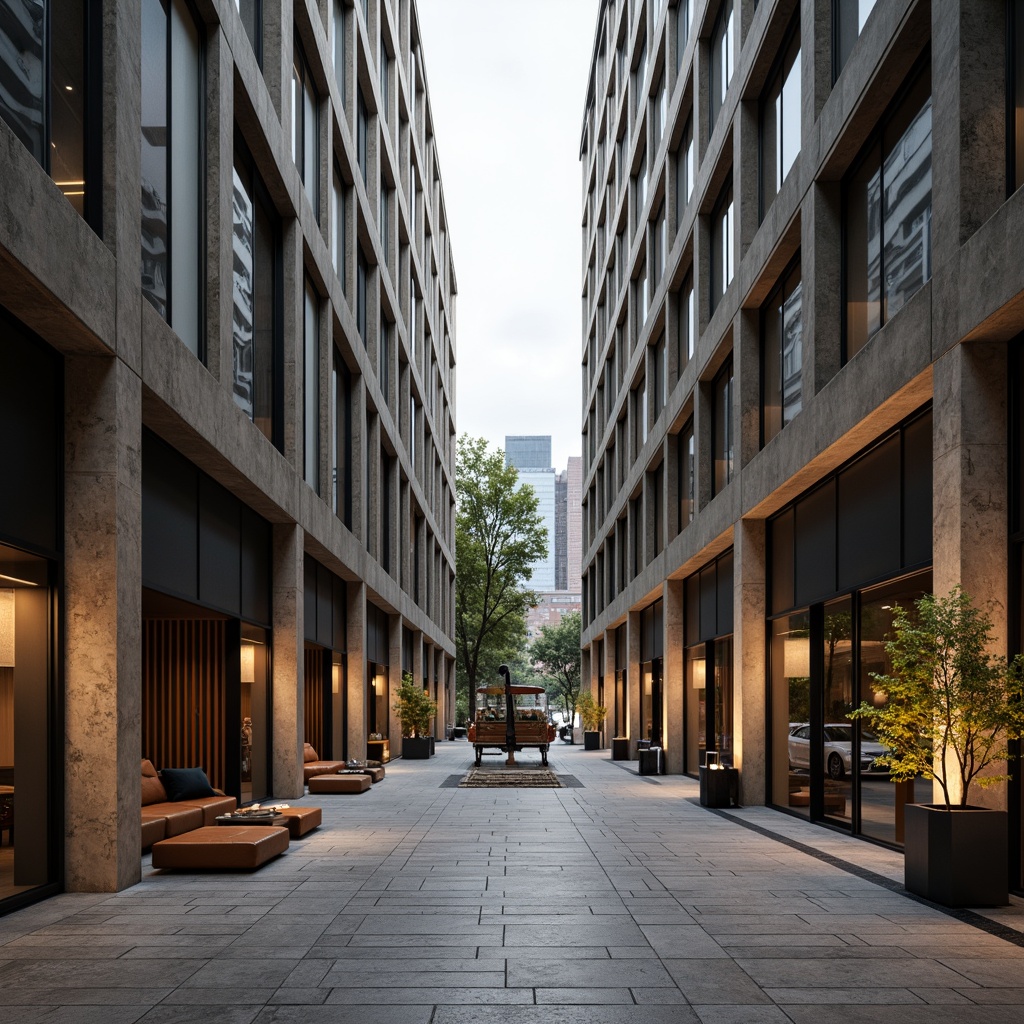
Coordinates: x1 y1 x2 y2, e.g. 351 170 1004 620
824 726 853 742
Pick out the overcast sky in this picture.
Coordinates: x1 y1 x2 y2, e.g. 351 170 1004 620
416 0 601 474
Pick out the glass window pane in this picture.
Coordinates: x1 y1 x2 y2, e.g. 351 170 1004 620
169 0 201 355
881 95 931 323
0 0 45 161
231 163 255 422
252 193 276 441
845 141 882 358
761 77 779 212
780 37 801 181
236 0 261 63
771 610 811 814
822 597 853 825
332 164 346 291
762 286 782 444
51 0 86 215
141 0 168 319
781 270 802 428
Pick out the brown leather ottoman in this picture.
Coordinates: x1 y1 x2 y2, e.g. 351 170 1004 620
151 825 289 869
343 767 385 783
308 773 371 794
278 806 322 837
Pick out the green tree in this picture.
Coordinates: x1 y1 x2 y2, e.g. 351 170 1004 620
532 611 583 739
850 587 1024 808
455 435 547 710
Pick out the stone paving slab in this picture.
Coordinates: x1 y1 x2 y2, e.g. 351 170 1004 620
2 742 1024 1022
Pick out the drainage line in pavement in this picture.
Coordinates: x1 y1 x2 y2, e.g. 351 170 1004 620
707 806 1024 949
603 757 662 784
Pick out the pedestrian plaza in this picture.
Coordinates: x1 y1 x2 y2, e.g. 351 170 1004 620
2 742 1024 1023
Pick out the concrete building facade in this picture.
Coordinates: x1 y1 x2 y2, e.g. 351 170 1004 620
579 0 1024 890
0 0 456 913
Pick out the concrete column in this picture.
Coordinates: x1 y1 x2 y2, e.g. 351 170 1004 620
804 183 842 398
736 307 759 470
209 26 233 386
271 523 304 798
733 518 767 806
933 340 1008 807
803 0 833 128
664 579 685 775
627 609 641 758
64 356 142 893
346 581 367 759
282 218 302 470
388 612 402 748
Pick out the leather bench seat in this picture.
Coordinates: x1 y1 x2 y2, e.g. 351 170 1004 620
308 773 371 794
277 806 322 837
144 803 204 836
140 814 167 849
303 760 347 783
344 766 385 783
151 825 289 870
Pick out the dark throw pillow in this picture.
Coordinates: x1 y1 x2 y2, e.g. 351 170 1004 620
160 767 216 801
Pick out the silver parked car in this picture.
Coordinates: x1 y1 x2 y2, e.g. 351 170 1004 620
788 723 888 780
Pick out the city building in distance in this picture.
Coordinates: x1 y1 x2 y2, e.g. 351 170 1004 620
578 0 1024 892
0 0 455 910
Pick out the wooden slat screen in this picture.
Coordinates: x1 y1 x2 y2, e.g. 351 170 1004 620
304 647 324 754
142 619 227 792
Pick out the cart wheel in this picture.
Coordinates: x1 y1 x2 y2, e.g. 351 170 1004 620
475 746 482 767
541 745 548 766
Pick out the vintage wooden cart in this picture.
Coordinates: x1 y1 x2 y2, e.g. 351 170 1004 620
467 684 555 766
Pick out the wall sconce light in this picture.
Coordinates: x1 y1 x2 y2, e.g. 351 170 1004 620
783 637 810 679
691 658 706 689
0 590 14 668
240 643 255 684
332 663 341 695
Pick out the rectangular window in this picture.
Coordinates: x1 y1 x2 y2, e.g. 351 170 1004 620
303 278 319 492
357 89 368 184
142 0 203 356
331 0 345 106
762 258 802 445
676 272 695 373
232 140 281 448
845 65 931 360
380 41 389 118
357 252 368 346
712 357 733 495
709 0 734 132
676 0 690 73
379 317 391 400
332 353 352 527
710 179 734 312
332 161 346 292
678 417 695 528
292 37 319 218
380 184 391 265
633 38 647 117
2 0 99 226
651 69 666 152
652 333 666 422
760 21 801 219
651 200 666 290
675 114 693 229
236 0 261 66
835 0 878 79
1013 1 1024 192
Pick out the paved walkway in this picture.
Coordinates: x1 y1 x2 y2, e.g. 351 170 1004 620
3 742 1024 1023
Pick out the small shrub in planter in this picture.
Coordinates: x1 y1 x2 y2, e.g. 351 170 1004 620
393 672 438 760
578 691 608 751
851 587 1024 906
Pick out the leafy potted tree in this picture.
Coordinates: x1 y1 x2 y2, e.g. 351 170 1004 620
578 691 608 751
393 672 438 760
851 587 1024 906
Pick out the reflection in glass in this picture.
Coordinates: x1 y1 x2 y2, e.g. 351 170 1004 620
712 358 733 495
711 182 734 310
236 0 261 64
859 573 931 844
51 0 86 215
141 0 168 319
675 115 693 229
0 0 45 163
763 261 802 445
709 0 733 131
685 646 705 773
771 612 811 817
822 598 853 824
239 625 268 805
714 637 733 766
761 25 800 217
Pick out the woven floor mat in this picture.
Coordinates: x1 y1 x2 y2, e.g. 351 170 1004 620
459 769 562 788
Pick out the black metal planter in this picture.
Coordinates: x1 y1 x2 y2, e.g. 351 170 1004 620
699 765 739 807
402 737 431 760
584 731 601 751
612 737 630 760
904 804 1009 907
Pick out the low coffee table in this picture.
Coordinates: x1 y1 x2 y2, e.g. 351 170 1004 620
215 811 287 828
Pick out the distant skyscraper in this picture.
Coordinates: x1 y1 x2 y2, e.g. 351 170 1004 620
565 456 582 593
555 470 568 590
505 435 552 471
505 435 556 590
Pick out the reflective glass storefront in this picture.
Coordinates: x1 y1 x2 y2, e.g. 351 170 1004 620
768 409 932 845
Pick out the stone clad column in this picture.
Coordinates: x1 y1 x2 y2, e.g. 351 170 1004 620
627 609 641 758
664 579 684 775
64 356 142 893
347 582 367 759
733 518 767 805
272 524 304 798
933 340 1008 808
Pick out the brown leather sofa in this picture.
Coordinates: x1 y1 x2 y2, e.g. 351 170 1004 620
302 742 346 783
140 759 237 850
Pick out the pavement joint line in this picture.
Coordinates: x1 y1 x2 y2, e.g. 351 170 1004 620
603 758 662 784
706 804 1024 950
